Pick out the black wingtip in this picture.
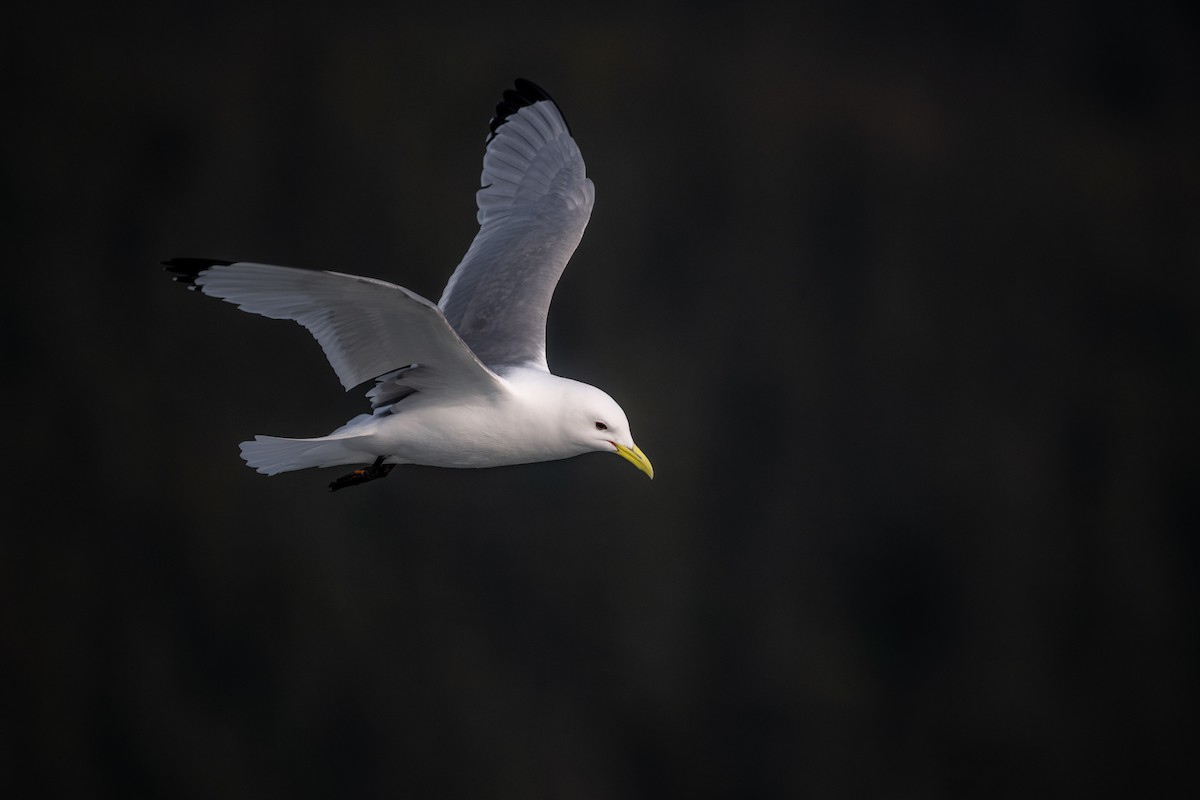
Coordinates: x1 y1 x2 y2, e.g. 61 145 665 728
162 257 234 288
487 78 571 141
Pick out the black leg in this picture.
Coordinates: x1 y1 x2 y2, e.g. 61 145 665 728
328 456 396 492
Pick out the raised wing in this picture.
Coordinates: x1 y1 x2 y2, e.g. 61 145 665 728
165 258 503 397
437 79 595 373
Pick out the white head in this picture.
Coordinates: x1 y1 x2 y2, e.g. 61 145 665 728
558 379 654 479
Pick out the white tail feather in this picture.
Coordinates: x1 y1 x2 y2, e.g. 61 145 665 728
239 435 374 475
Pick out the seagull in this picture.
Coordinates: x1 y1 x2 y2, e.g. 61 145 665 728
165 79 652 491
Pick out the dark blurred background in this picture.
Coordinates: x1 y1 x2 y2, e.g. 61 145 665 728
3 1 1197 797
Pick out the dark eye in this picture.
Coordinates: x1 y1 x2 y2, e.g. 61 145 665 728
594 421 608 431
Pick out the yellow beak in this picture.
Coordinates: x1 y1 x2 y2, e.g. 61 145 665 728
613 442 654 479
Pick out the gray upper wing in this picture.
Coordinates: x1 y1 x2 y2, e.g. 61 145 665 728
167 259 503 397
437 79 595 373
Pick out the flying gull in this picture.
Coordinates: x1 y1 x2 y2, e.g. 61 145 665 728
166 79 652 491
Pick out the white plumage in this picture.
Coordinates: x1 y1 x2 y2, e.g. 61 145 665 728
167 79 652 490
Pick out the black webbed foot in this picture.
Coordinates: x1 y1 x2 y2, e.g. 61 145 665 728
328 457 395 492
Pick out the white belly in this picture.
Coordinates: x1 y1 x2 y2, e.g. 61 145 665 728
355 393 582 469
